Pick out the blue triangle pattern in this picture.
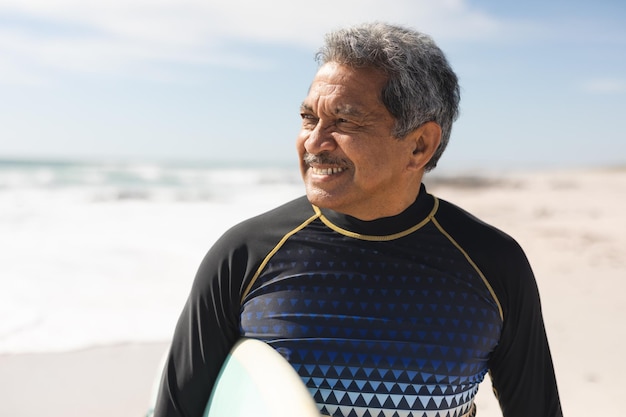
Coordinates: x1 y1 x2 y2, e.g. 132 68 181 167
240 221 499 416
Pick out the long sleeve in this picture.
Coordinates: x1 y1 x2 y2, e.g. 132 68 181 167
152 197 317 417
152 241 244 417
434 197 563 417
487 249 563 417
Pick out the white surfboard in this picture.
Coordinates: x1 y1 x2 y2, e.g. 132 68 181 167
204 338 320 417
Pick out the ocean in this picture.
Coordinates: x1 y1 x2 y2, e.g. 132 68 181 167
0 159 304 354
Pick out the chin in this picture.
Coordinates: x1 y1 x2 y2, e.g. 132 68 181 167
305 185 336 208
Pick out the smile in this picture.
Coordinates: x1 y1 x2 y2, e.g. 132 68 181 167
310 166 346 175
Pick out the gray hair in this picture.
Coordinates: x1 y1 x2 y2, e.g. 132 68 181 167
316 22 460 171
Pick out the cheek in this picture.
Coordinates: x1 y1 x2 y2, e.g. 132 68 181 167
295 128 311 148
295 133 306 154
350 145 387 169
354 147 405 179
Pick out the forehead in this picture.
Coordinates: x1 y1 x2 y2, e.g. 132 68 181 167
302 62 388 114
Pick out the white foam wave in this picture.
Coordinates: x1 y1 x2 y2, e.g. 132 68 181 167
0 160 303 354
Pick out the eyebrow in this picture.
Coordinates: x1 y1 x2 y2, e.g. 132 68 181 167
300 102 313 113
300 102 366 118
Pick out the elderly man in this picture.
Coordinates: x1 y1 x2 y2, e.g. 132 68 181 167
154 22 562 417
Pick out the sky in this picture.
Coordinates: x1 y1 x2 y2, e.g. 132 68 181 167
0 0 625 172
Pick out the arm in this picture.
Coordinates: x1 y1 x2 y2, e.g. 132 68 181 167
152 197 316 417
433 197 563 417
152 239 250 417
487 243 563 417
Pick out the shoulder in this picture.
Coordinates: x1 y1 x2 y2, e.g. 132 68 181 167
224 196 315 241
432 195 536 318
191 196 316 294
208 196 316 258
433 196 523 254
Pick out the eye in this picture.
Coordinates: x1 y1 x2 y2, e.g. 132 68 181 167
300 113 318 128
335 118 359 130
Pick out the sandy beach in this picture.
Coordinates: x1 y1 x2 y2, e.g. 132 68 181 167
1 166 624 417
0 342 168 417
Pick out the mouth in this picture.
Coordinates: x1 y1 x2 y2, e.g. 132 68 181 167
303 153 349 176
310 166 346 175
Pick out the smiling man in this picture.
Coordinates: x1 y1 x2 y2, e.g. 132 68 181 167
298 62 441 220
154 22 562 417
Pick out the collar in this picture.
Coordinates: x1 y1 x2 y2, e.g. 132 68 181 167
312 184 438 241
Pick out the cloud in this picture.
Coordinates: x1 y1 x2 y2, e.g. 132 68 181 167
0 0 507 84
581 78 626 94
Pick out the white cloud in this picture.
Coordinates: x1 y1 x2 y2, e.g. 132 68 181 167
582 78 626 94
0 0 507 84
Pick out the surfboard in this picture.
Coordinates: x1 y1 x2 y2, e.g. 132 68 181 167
204 338 320 417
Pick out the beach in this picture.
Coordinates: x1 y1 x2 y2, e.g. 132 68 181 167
1 163 624 416
0 342 168 417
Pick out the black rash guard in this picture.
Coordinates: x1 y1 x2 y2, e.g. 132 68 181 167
154 185 562 417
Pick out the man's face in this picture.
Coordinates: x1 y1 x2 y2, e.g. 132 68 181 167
297 62 420 220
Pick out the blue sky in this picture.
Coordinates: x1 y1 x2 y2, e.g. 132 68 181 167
0 0 624 172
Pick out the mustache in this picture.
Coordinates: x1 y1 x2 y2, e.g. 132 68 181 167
303 152 349 166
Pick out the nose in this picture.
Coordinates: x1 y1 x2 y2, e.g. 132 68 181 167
303 122 337 155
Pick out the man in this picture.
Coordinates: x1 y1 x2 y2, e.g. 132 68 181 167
154 22 562 417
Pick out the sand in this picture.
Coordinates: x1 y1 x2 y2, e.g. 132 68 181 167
1 167 624 417
0 342 168 417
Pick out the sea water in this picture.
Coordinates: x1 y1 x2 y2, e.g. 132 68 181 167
0 159 303 354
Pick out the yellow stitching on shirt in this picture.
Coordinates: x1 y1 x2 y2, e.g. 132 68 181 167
240 212 321 304
430 207 504 322
312 200 438 241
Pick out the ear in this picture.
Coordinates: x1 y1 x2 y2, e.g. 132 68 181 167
406 121 442 171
